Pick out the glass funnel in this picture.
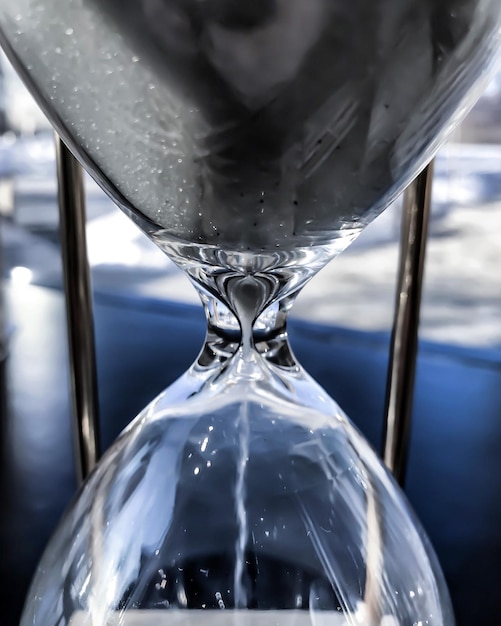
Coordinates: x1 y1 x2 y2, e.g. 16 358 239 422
0 0 499 625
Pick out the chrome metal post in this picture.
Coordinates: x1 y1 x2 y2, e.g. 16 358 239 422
382 163 434 486
56 135 100 483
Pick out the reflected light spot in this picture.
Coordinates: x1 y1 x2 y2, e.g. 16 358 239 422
80 572 91 596
10 266 32 286
215 591 225 609
177 582 187 608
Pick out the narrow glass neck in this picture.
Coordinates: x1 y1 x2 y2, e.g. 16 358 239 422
196 294 297 371
159 238 344 379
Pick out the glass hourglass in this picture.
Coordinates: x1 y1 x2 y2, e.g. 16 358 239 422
0 1 500 624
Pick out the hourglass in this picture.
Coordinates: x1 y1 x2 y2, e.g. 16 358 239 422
1 1 500 625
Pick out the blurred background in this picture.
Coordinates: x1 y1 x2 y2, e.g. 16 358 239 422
0 51 500 625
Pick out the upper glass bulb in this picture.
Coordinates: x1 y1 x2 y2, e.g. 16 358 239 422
0 0 499 253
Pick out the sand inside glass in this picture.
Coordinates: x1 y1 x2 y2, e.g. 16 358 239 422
69 609 399 626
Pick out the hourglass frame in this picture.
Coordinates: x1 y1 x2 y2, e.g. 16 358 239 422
55 134 434 488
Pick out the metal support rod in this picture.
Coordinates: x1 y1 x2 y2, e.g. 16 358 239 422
56 135 100 484
382 162 434 486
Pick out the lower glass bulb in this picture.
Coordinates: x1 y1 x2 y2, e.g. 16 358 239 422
21 348 454 626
